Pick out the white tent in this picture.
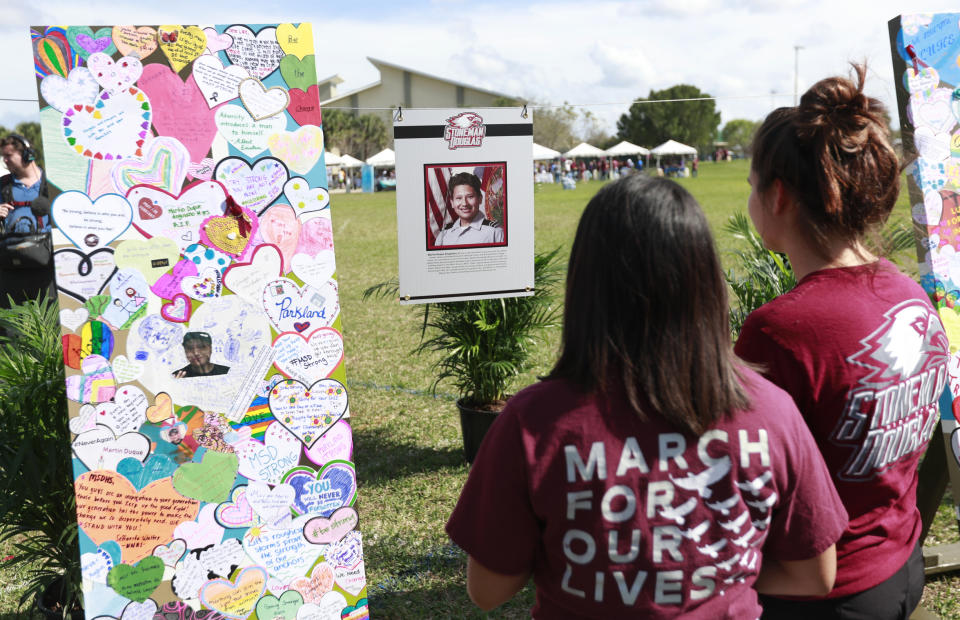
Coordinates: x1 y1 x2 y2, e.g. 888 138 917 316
605 140 650 157
339 154 364 168
532 142 561 160
650 140 697 156
365 148 395 166
324 151 342 166
563 142 606 158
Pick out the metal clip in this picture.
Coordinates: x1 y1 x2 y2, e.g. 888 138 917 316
521 104 528 119
394 106 404 122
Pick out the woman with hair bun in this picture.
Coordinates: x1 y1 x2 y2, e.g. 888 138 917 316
736 65 950 619
447 175 848 618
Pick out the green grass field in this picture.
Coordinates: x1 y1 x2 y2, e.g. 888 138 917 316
2 159 957 618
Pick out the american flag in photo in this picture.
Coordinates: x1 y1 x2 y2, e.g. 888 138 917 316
426 165 498 247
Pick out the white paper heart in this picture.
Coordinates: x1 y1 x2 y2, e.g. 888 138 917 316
81 547 113 584
298 592 347 620
197 538 245 578
188 157 216 181
128 181 227 252
268 378 348 448
291 251 336 290
87 52 143 95
907 65 940 95
120 599 157 620
110 135 191 196
246 481 296 527
54 248 117 302
332 559 365 597
192 54 250 108
228 422 301 485
224 244 284 299
52 191 133 251
181 266 223 300
69 404 98 435
242 515 327 585
40 67 99 113
215 105 287 157
60 307 90 332
911 89 957 133
62 88 152 160
174 504 224 551
152 538 187 567
273 328 344 385
71 425 150 471
214 156 288 215
916 126 952 162
261 278 340 334
111 354 145 384
238 78 289 120
284 177 330 216
268 125 323 175
924 190 944 226
224 25 284 79
94 385 148 435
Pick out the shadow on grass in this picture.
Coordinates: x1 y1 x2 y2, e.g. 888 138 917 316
353 426 466 484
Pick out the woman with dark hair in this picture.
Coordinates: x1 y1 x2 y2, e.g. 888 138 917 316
447 175 848 618
736 65 949 619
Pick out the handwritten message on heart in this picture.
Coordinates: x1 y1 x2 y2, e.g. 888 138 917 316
256 590 304 620
161 294 192 323
200 208 258 257
128 181 227 251
117 454 178 491
203 27 233 54
200 565 267 619
174 503 225 550
291 563 335 606
279 54 317 93
54 248 116 302
60 307 89 332
268 125 323 174
303 506 358 545
291 251 336 290
75 471 199 563
223 244 283 300
115 237 180 285
137 65 218 165
40 67 99 113
304 420 353 467
107 556 164 603
285 460 356 517
65 354 116 403
261 204 301 271
62 88 151 160
111 136 190 195
284 177 329 216
193 54 249 108
242 515 327 585
333 559 366 597
261 278 339 334
215 105 287 157
97 384 148 435
268 378 348 448
52 191 132 251
72 426 150 471
246 480 295 527
226 422 301 485
112 25 157 59
273 327 344 385
224 25 284 79
158 25 206 72
287 85 323 127
181 266 223 301
214 485 256 529
152 538 186 567
215 156 288 215
238 78 289 120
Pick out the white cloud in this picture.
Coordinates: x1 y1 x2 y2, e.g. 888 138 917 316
589 43 656 89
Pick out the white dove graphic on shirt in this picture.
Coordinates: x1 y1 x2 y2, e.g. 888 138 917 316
752 514 772 531
659 496 698 524
706 495 739 515
696 538 728 559
715 553 742 572
681 520 710 542
719 511 749 532
670 458 732 499
746 492 778 511
736 471 773 496
731 525 760 548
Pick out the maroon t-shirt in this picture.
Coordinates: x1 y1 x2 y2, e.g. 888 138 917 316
735 259 949 598
446 369 847 619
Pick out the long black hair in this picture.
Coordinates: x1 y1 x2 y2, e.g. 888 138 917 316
548 175 748 435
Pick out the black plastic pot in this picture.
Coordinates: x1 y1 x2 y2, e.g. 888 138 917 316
457 399 501 464
36 575 83 620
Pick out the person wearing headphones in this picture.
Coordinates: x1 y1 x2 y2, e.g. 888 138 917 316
0 134 54 307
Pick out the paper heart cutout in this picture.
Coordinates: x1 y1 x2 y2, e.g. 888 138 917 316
297 591 347 620
52 191 133 251
291 562 335 606
196 538 245 580
115 236 181 285
262 277 340 334
214 156 288 215
916 126 952 162
157 25 207 72
112 25 158 59
40 67 99 113
238 78 290 120
128 180 227 252
273 327 344 385
907 65 939 95
227 421 301 485
203 27 233 54
295 213 334 258
60 307 90 332
54 247 117 302
31 27 75 79
260 205 301 271
181 266 224 301
246 480 295 527
161 294 193 323
137 64 218 164
284 177 329 216
174 503 225 550
111 355 143 385
186 158 216 182
151 258 197 300
72 425 149 472
223 243 283 299
172 449 239 504
152 538 187 567
291 251 336 290
111 136 190 195
268 125 323 175
87 52 143 95
276 23 313 59
214 485 256 528
285 460 356 517
287 85 323 128
192 54 249 108
269 378 348 449
303 506 358 545
107 556 164 603
66 26 116 59
121 599 159 620
81 546 113 584
155 600 228 619
65 354 116 403
69 404 98 435
304 420 353 467
224 25 284 79
242 516 327 585
279 54 317 92
96 384 148 435
215 104 287 157
62 88 151 160
326 530 363 569
183 242 233 274
200 208 259 257
925 191 944 226
332 558 366 597
256 590 304 620
117 453 178 491
200 566 267 619
911 89 957 133
146 392 174 423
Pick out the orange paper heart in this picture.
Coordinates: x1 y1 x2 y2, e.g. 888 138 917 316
146 392 173 423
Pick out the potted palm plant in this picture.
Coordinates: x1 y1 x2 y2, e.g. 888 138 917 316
365 248 562 462
0 295 82 618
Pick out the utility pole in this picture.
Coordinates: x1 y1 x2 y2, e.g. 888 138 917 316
794 45 804 106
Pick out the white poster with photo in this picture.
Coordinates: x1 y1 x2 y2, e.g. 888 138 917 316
394 107 534 304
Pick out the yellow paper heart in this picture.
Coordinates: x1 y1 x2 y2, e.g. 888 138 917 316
157 25 207 72
205 216 251 256
276 23 313 59
939 307 960 355
146 392 174 423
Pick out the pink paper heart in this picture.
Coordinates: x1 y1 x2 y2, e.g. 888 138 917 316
287 85 323 127
188 158 216 181
65 354 117 403
161 293 192 323
203 27 233 54
303 506 358 545
136 64 217 164
151 259 198 300
86 52 143 95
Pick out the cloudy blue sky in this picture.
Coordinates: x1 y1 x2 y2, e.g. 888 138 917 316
2 1 959 134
